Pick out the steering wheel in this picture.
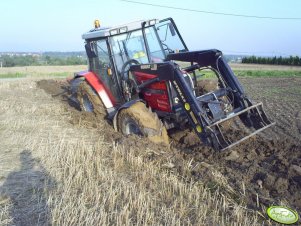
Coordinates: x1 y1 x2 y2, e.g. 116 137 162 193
121 59 140 81
120 59 140 101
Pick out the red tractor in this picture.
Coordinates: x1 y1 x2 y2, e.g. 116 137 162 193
69 18 274 150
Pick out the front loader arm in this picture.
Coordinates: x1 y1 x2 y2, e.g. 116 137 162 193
130 50 275 150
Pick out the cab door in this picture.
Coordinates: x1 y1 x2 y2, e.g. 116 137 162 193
87 38 122 104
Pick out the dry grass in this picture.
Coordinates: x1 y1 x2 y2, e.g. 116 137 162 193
1 63 300 78
0 65 87 74
0 65 87 79
0 78 265 225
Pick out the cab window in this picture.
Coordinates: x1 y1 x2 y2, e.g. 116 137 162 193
88 39 121 103
155 20 187 54
145 27 165 62
110 30 149 72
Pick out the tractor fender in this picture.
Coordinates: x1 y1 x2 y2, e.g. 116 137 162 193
73 71 115 109
112 99 144 131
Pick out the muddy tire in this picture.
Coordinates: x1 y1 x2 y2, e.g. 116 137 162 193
77 81 106 117
117 102 169 145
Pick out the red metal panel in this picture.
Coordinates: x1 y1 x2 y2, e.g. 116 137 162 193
134 71 172 112
81 71 115 108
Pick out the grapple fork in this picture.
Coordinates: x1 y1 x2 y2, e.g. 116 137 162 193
207 102 275 151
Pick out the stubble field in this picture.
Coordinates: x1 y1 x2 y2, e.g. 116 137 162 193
0 65 300 225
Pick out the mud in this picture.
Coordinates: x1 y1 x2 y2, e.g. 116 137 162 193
37 78 301 214
36 80 68 97
175 132 301 210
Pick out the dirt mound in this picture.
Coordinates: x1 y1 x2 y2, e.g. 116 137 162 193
37 80 67 97
169 127 301 210
37 79 301 214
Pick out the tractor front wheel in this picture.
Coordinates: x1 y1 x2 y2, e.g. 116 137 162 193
117 102 169 145
77 81 106 117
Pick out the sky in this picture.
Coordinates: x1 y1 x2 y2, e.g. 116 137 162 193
0 0 301 56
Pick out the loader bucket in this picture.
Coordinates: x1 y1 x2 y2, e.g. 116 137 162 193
206 102 275 151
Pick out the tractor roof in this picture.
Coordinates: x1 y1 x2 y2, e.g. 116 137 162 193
82 19 158 40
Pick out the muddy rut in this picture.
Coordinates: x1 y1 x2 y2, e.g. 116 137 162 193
37 78 301 214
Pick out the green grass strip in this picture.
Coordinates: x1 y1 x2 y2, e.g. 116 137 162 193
233 70 301 77
0 73 27 78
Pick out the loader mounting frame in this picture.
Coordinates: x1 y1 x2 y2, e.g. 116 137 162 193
130 50 275 150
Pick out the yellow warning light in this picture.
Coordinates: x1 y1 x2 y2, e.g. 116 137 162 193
184 103 190 111
107 68 112 76
196 125 202 133
94 20 100 28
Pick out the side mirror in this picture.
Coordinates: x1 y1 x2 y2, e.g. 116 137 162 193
169 23 176 36
85 43 97 58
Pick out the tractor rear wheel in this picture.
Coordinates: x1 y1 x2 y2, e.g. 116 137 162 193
77 81 106 117
117 102 169 145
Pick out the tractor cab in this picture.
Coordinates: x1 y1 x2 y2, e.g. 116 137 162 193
82 18 187 105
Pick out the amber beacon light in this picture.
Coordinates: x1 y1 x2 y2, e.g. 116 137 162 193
94 20 100 28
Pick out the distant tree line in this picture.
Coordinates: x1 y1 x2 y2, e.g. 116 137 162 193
0 55 87 67
242 56 301 66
